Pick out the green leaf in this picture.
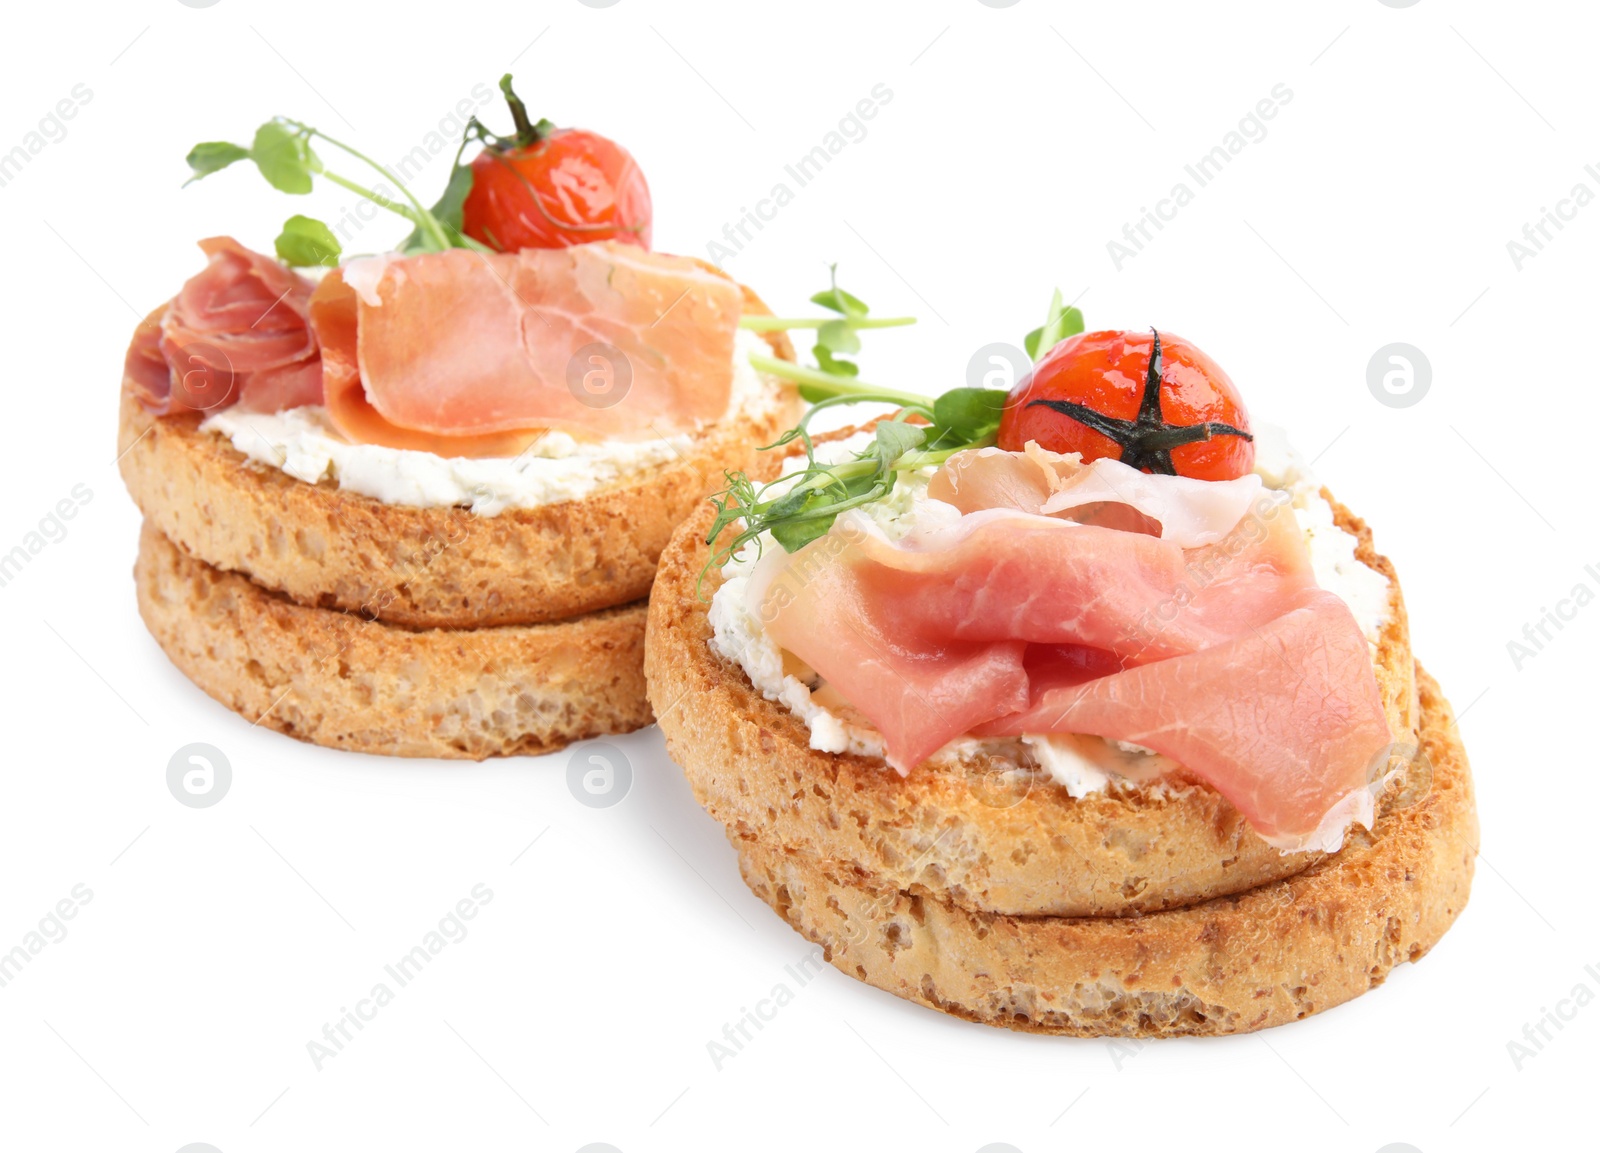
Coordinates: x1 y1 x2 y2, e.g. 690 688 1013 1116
867 420 926 466
274 214 342 266
771 513 837 552
401 159 476 252
185 141 250 183
765 485 815 522
1024 288 1085 361
810 317 863 384
764 484 843 551
809 264 869 318
815 319 861 356
809 285 870 317
250 121 315 194
431 161 475 234
931 388 1008 443
812 343 859 381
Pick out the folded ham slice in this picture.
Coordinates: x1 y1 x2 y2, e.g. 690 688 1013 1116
974 587 1387 851
748 446 1391 852
930 444 1262 547
314 241 741 451
306 268 541 458
124 237 321 416
125 238 740 457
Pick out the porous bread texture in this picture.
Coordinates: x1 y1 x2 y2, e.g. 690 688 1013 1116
734 668 1476 1037
117 286 798 629
137 522 651 759
645 487 1419 919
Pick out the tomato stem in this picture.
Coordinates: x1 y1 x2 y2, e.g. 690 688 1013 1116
497 73 547 150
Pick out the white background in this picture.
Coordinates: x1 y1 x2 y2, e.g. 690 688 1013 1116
1 1 1595 1151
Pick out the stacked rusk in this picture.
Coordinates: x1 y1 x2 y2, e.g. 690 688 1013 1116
645 490 1479 1037
119 277 797 760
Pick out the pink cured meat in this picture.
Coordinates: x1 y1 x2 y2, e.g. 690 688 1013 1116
750 449 1391 851
325 241 741 447
125 237 321 415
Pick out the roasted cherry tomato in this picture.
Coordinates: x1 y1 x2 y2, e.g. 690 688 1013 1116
461 76 652 252
997 328 1254 481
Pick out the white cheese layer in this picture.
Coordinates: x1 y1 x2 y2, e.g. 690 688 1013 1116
707 424 1393 796
1251 424 1392 640
201 329 779 516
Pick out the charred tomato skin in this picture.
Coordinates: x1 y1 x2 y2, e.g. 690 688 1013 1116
461 129 653 252
997 329 1255 482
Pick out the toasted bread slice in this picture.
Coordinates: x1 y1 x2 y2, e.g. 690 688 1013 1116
734 668 1476 1036
646 489 1419 918
118 287 797 629
136 522 650 758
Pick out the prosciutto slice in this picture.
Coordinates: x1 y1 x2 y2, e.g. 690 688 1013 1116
124 238 740 456
124 237 321 416
314 241 741 450
306 268 541 458
930 444 1262 547
973 587 1386 851
750 447 1391 852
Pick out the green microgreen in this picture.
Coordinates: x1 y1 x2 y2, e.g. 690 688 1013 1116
737 265 915 398
185 114 461 264
274 214 342 267
397 135 486 255
1023 287 1085 361
181 73 553 265
701 284 1096 593
698 378 1011 592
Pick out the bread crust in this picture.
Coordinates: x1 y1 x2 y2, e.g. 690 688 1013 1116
646 490 1420 919
734 668 1476 1037
118 287 797 629
136 522 651 759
